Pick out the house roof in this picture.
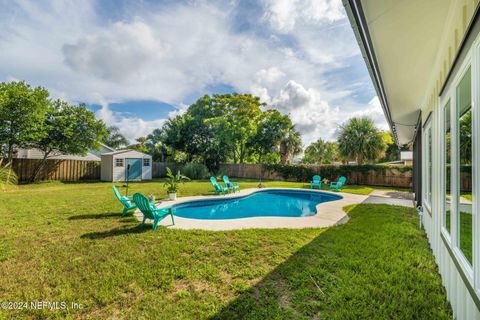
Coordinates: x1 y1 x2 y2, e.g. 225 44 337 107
343 0 453 145
101 149 151 157
99 142 115 152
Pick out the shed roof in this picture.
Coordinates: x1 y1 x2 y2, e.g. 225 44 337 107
101 149 151 157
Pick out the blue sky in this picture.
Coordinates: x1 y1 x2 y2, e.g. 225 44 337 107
0 0 386 144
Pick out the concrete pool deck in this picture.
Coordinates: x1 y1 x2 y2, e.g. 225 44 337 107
134 188 369 230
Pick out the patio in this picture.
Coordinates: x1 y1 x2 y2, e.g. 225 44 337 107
136 187 414 230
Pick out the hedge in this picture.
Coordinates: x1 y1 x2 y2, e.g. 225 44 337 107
263 164 413 183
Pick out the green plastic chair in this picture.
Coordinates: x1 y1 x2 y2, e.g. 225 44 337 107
310 175 322 189
330 176 347 191
210 176 229 195
133 193 174 230
223 175 240 193
113 185 137 216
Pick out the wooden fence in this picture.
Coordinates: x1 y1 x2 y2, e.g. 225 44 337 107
7 160 415 189
10 158 100 182
152 162 182 178
220 163 413 189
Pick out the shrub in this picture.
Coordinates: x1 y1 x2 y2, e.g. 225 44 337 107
181 162 209 180
263 164 412 183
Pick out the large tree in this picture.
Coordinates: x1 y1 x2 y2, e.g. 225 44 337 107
302 138 338 164
380 131 401 162
156 93 299 170
337 117 386 165
0 81 50 163
205 94 264 163
29 100 107 181
248 110 292 164
103 126 129 149
128 137 150 154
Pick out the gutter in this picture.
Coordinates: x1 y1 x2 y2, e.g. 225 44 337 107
342 0 399 145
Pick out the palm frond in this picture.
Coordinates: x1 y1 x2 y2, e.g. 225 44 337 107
0 160 18 191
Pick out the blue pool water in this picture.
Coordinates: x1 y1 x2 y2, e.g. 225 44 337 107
173 190 342 220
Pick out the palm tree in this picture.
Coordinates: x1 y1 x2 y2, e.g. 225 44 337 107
337 117 386 165
0 159 17 191
303 138 338 164
103 126 129 149
279 126 302 164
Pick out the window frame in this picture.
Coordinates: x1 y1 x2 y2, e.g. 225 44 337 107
143 158 151 167
440 96 452 242
115 158 124 167
440 46 474 283
423 114 433 215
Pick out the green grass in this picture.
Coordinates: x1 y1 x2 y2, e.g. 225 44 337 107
446 211 473 264
0 181 450 319
462 193 473 201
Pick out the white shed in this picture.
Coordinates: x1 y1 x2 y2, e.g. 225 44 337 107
100 150 152 182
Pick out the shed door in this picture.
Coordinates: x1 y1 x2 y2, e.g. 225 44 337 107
125 158 142 180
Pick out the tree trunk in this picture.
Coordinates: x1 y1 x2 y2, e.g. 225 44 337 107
239 145 245 164
29 150 51 182
280 141 288 165
232 150 238 164
357 154 364 165
6 143 14 164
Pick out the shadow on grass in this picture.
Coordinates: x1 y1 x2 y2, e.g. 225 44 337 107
80 224 150 239
210 204 452 320
68 212 122 220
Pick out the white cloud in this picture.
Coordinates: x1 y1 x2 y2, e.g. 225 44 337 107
262 0 299 32
350 96 389 130
270 80 340 144
167 103 189 119
262 0 345 33
95 104 166 142
63 20 164 82
0 0 381 144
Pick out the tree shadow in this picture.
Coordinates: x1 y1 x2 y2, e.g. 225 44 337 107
210 205 451 319
68 212 123 220
80 224 150 240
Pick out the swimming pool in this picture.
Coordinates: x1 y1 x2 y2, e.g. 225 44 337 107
173 189 342 220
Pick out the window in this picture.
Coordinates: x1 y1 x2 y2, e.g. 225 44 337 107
143 158 150 167
444 100 452 234
423 117 433 211
456 67 473 264
115 158 124 167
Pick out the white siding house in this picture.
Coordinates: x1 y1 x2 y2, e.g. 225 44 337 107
344 1 480 319
100 150 152 182
14 143 115 161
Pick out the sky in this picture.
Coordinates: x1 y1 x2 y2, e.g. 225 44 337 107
0 0 388 145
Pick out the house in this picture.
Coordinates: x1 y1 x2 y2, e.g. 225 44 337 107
400 151 413 166
381 151 413 166
100 149 152 182
14 143 115 161
344 0 480 319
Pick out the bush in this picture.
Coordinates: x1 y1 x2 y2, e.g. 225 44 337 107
263 164 412 182
181 162 209 180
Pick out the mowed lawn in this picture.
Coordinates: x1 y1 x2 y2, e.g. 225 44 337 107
0 180 451 319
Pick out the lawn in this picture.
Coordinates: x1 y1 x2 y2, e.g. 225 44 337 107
0 180 450 319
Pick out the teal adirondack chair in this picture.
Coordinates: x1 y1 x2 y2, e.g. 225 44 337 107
310 175 322 189
330 176 347 191
223 175 240 193
133 193 174 230
210 176 229 195
113 185 137 216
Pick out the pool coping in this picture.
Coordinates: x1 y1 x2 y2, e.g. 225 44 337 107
133 188 369 230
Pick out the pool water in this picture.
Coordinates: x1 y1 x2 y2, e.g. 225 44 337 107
173 189 342 220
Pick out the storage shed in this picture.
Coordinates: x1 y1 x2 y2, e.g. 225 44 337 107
101 150 152 182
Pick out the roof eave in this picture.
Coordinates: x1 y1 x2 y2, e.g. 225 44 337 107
342 0 399 145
